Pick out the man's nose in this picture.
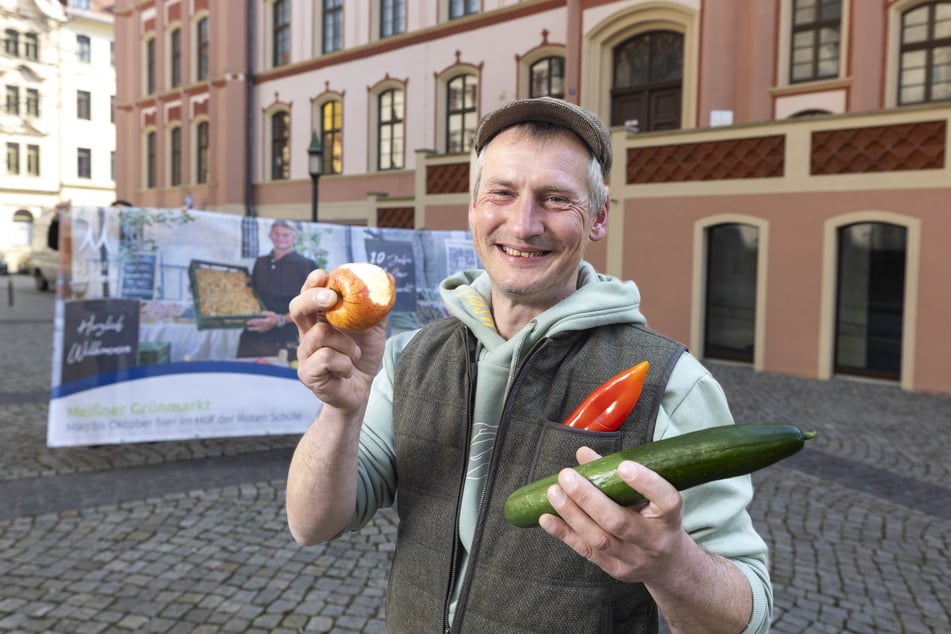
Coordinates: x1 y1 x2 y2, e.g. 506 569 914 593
509 196 544 237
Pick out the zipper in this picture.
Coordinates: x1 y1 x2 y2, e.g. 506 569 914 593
445 334 551 631
442 331 479 633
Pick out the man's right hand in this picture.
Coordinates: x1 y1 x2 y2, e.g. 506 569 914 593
289 269 388 415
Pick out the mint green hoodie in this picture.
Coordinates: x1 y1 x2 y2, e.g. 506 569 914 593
349 261 772 633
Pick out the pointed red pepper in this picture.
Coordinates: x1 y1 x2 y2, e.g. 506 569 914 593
562 361 650 432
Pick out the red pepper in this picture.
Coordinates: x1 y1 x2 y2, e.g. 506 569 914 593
562 361 650 432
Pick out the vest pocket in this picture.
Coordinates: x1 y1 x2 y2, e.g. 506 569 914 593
527 419 624 482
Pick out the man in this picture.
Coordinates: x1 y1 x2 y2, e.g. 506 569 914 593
286 97 772 633
236 220 316 358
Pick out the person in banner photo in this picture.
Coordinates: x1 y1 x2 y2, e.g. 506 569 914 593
284 97 772 633
236 220 316 359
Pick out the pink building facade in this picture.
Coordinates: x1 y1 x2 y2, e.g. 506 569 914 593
113 0 951 394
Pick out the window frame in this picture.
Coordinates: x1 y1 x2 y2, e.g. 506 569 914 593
6 143 20 176
195 119 210 184
25 88 39 117
272 0 290 67
24 33 38 60
169 126 182 187
169 26 182 88
77 147 92 179
528 55 566 99
144 36 156 95
196 16 210 81
77 90 91 120
77 34 91 63
897 0 951 105
789 0 843 84
145 131 157 188
4 29 19 57
270 110 291 180
380 0 405 39
323 0 344 54
319 99 343 175
5 86 19 116
445 73 478 154
26 144 39 176
377 88 405 171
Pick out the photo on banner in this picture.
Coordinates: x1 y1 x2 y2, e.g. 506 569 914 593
47 207 479 447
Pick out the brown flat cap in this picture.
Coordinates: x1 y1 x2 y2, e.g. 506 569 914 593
473 97 612 178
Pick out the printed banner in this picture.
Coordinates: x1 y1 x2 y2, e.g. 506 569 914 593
47 207 480 447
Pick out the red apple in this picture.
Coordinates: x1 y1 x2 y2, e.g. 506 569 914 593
324 263 397 331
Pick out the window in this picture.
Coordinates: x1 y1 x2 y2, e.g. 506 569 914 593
27 145 39 176
449 0 478 19
77 35 91 63
446 75 478 153
272 0 290 67
77 90 91 120
529 57 565 98
5 86 19 115
6 143 19 175
378 89 404 170
196 120 209 183
196 17 209 80
169 27 181 88
611 30 684 130
26 88 39 117
271 111 290 180
899 1 951 104
381 0 405 38
320 100 343 174
4 29 18 56
145 37 156 94
110 95 114 123
170 127 182 186
146 132 156 187
24 33 38 60
790 0 841 83
71 0 91 9
323 0 343 53
704 224 759 363
77 148 92 179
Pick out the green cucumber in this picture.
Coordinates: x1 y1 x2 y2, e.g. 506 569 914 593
503 423 815 528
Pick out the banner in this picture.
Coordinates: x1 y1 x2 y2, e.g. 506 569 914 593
47 207 479 447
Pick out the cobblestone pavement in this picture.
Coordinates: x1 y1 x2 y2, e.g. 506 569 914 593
1 272 949 633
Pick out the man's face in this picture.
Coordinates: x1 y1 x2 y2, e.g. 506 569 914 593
270 225 298 252
469 127 607 310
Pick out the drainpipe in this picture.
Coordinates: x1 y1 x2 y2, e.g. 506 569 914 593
245 0 255 216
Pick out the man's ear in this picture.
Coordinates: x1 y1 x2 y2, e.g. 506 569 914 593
589 202 609 242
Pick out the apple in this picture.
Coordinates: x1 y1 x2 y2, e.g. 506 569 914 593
324 262 397 331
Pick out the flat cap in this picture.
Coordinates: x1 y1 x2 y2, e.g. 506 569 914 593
473 97 612 178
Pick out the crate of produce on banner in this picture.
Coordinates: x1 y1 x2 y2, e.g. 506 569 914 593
188 259 265 330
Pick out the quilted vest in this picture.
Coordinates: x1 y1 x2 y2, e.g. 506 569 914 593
388 318 685 633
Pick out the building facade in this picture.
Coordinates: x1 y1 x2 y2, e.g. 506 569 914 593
112 0 950 394
0 0 117 271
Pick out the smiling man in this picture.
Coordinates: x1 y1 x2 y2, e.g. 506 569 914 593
285 97 773 633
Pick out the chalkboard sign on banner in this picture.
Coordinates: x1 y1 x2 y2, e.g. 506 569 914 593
365 239 416 313
120 252 158 300
61 299 140 385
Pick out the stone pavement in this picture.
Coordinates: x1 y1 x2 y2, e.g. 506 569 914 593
1 271 949 633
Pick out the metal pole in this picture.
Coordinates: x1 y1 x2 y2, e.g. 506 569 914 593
311 175 320 223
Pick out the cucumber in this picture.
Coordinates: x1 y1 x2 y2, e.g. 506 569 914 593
503 423 815 528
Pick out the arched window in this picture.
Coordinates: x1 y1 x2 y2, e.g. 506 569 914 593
529 56 565 98
378 89 404 170
271 111 290 180
320 99 343 175
446 74 478 154
611 30 683 130
835 222 907 379
195 120 210 184
704 223 759 362
898 0 951 104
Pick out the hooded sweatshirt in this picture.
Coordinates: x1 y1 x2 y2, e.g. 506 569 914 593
347 261 772 634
